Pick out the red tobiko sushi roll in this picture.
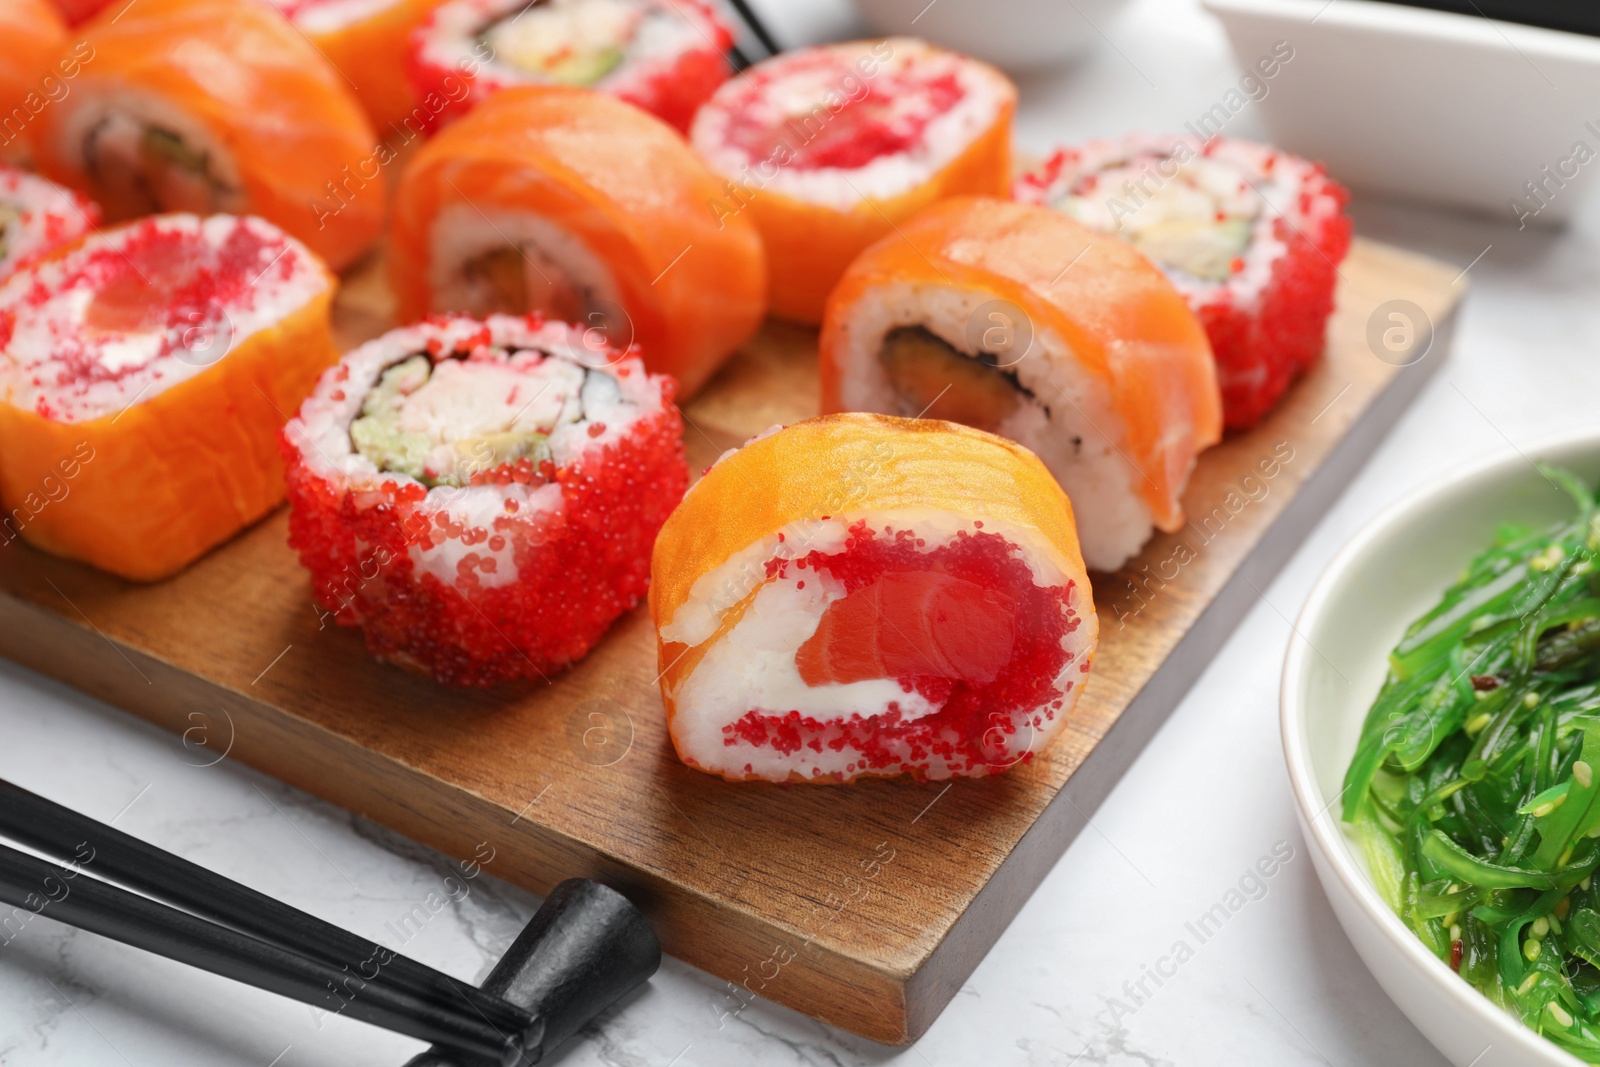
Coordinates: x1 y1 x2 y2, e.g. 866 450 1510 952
281 313 687 686
650 413 1099 783
1016 135 1352 431
407 0 733 134
0 164 98 282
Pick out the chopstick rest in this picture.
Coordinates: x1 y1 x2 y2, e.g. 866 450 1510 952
0 780 660 1065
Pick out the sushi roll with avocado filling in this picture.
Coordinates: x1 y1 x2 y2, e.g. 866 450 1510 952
408 0 733 133
820 197 1222 573
1017 135 1352 430
28 0 385 271
282 313 689 686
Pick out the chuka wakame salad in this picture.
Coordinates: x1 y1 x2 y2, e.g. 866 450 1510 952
1344 465 1600 1059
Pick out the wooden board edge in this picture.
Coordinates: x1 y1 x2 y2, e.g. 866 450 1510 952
898 305 1456 1043
0 586 920 1044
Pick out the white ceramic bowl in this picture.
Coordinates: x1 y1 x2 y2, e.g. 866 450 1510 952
851 0 1133 70
1203 0 1600 224
1283 431 1600 1067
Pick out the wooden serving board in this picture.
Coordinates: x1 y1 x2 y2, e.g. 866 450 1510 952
0 238 1461 1044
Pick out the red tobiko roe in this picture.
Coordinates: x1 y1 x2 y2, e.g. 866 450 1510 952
722 522 1085 780
720 58 966 172
281 394 688 687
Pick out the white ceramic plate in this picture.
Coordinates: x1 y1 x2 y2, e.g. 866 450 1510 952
1283 431 1600 1067
1203 0 1600 224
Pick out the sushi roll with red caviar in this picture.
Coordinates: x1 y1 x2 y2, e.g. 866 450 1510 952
690 38 1015 324
266 0 452 132
0 165 98 282
650 413 1098 783
28 0 385 272
390 86 765 400
282 313 688 686
820 197 1220 573
0 213 338 580
409 0 732 134
1016 135 1352 430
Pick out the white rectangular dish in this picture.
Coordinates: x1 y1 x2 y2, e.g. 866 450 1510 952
1203 0 1600 224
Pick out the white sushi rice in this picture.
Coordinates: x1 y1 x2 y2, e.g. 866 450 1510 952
427 203 622 321
662 507 1093 781
0 167 94 282
48 89 247 216
826 281 1166 572
690 38 1014 212
0 213 327 424
417 0 715 96
285 314 669 588
1020 136 1337 313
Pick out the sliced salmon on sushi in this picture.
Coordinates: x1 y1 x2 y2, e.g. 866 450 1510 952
409 0 733 134
650 412 1098 783
0 165 97 281
28 0 385 271
0 0 68 159
690 38 1015 325
267 0 453 132
819 196 1222 573
1016 135 1353 430
390 85 766 399
0 213 338 580
282 313 688 686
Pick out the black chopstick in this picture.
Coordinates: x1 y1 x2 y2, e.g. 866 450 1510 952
0 780 537 1054
0 842 529 1062
724 0 781 60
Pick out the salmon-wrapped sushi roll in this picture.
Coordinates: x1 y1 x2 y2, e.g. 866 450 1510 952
28 0 385 271
390 86 765 399
1016 135 1352 430
0 213 337 580
0 0 68 159
820 197 1221 572
651 413 1098 783
0 165 98 281
268 0 451 132
282 314 688 686
408 0 732 134
690 39 1015 325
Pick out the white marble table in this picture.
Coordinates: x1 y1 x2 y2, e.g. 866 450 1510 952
5 0 1598 1063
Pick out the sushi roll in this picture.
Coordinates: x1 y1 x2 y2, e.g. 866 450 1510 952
282 313 688 686
0 213 338 580
28 0 386 271
0 0 68 159
390 86 766 400
650 412 1098 783
408 0 733 134
819 196 1221 573
0 164 99 282
1016 135 1353 430
689 38 1016 324
266 0 452 132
